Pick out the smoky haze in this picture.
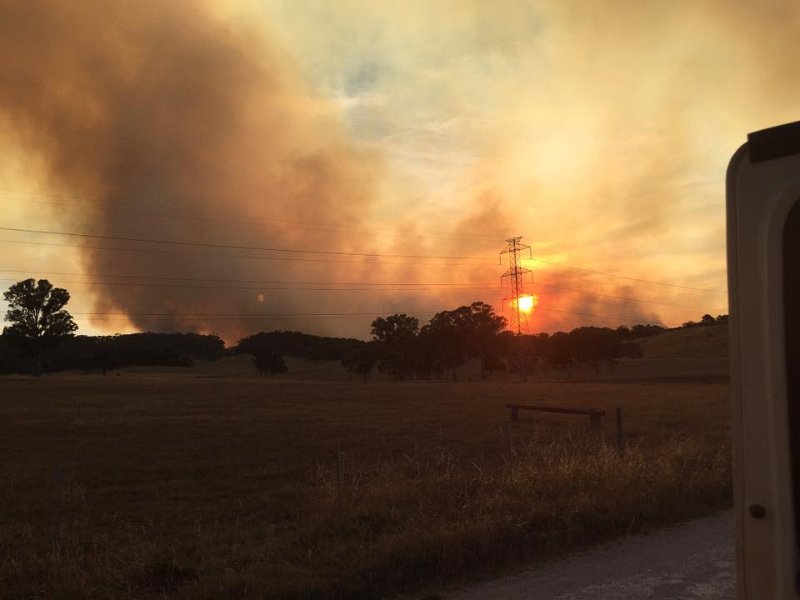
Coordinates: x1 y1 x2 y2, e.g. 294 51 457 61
2 0 760 339
0 0 385 340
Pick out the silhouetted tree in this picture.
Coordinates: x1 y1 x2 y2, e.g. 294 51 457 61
483 353 506 374
0 332 25 374
413 302 505 380
252 349 288 376
371 314 419 380
92 338 119 374
501 331 533 379
569 327 621 371
548 331 573 367
362 304 668 381
341 342 378 381
630 323 665 338
701 314 716 326
238 330 361 361
462 301 506 379
420 311 465 380
521 332 551 376
103 333 212 367
620 341 644 358
3 279 77 375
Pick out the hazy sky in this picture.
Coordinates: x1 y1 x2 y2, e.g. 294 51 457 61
1 1 797 340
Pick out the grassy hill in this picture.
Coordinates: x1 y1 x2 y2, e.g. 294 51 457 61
524 324 730 383
637 323 729 359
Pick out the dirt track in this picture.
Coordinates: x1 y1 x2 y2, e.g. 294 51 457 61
448 512 735 599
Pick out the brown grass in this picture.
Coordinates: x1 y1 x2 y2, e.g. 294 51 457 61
638 324 729 360
0 375 731 599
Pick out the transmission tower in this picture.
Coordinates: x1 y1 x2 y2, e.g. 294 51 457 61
500 236 533 335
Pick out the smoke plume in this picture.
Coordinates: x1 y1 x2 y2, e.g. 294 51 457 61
0 0 380 340
4 1 795 337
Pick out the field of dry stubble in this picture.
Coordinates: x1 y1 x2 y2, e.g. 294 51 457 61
0 375 731 599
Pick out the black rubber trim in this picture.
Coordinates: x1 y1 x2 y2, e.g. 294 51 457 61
785 200 800 559
749 121 800 162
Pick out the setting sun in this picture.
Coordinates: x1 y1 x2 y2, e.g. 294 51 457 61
517 294 537 313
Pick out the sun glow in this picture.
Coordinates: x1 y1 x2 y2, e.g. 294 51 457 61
516 294 537 313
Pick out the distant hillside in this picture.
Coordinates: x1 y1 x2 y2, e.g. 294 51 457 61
637 323 729 359
235 330 363 361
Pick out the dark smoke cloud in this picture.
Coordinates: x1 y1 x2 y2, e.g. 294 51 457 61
0 0 381 340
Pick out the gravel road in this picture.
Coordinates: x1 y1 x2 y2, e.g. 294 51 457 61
447 512 735 600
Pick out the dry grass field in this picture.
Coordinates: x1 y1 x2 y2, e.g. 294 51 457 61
0 374 731 599
637 323 729 360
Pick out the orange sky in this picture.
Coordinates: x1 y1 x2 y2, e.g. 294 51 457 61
1 0 797 341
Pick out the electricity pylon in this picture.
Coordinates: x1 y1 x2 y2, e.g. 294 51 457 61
500 236 532 335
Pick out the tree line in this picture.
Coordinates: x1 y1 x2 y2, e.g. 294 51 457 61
1 278 727 378
341 301 507 381
337 306 670 381
0 331 225 375
0 278 226 374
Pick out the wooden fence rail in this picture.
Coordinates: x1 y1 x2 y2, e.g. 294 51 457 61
505 403 626 454
506 403 605 427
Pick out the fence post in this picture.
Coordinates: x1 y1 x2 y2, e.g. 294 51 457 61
52 463 62 554
616 407 626 455
336 442 342 503
589 411 604 439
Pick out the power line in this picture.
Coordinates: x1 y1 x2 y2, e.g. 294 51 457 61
1 191 726 294
0 277 501 293
0 268 497 286
0 225 727 294
525 311 655 330
0 280 711 328
527 256 724 294
528 281 726 312
0 238 498 267
533 306 660 325
0 226 490 261
71 311 444 320
0 281 678 326
0 269 725 312
69 308 665 326
0 229 727 295
0 190 498 243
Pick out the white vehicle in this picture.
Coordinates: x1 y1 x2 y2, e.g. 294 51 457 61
728 121 800 598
